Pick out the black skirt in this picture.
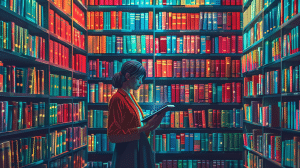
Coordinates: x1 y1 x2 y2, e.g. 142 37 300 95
111 132 155 168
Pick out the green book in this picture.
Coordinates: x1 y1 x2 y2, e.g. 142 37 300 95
224 133 229 151
189 84 194 103
187 160 192 168
182 160 188 168
229 133 234 151
141 35 146 53
131 35 137 53
178 160 183 168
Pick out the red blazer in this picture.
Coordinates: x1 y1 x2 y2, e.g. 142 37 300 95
107 88 150 143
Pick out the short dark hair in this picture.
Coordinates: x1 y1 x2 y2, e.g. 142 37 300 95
112 60 146 88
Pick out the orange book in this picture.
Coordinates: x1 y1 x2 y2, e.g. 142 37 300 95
177 13 182 30
103 84 107 103
99 82 103 103
185 84 189 103
225 57 231 78
206 59 211 77
90 11 94 29
156 59 162 77
172 13 177 30
102 36 106 53
111 11 116 29
181 13 187 30
188 108 194 128
194 84 198 103
149 11 153 30
118 11 122 29
94 11 99 29
99 12 104 30
179 111 184 128
91 134 94 152
144 84 149 102
167 59 172 77
162 59 167 77
175 111 180 128
202 110 206 128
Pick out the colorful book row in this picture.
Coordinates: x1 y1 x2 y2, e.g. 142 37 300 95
0 63 45 94
156 35 243 54
283 26 299 57
73 27 85 50
156 12 241 30
154 132 243 152
0 21 46 60
88 35 154 54
49 39 70 68
49 9 72 43
87 161 112 168
155 160 243 168
86 0 242 5
49 150 86 168
265 36 281 64
243 20 263 50
155 82 242 104
244 150 262 168
243 74 264 97
160 108 242 128
243 0 263 26
50 74 72 96
0 101 45 133
88 133 116 152
263 3 281 35
280 100 300 130
50 0 72 15
73 3 85 27
49 155 72 168
72 54 87 73
241 47 263 73
282 137 300 167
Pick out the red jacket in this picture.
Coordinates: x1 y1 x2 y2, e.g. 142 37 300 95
107 88 150 143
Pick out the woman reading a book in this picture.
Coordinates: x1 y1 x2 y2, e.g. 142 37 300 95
108 60 164 168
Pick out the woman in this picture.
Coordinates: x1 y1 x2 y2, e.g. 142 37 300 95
107 60 164 168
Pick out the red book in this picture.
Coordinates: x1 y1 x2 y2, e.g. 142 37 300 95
167 59 173 77
237 12 241 30
227 37 231 53
176 84 180 103
236 0 241 5
196 35 200 54
149 11 153 30
226 0 230 5
222 84 225 102
225 57 231 77
232 12 237 30
270 136 275 160
171 84 176 103
212 109 217 128
225 83 231 102
232 60 236 77
202 110 206 128
231 0 235 5
181 13 187 30
232 82 236 102
49 9 55 33
150 35 154 53
198 84 204 102
219 36 223 53
172 13 177 30
221 59 225 77
208 83 212 103
236 60 240 77
156 59 162 77
191 36 195 54
168 12 172 30
216 59 221 77
231 35 236 53
206 36 211 53
187 36 191 53
191 13 195 30
155 38 159 53
183 35 187 53
177 13 182 30
111 11 116 29
217 110 221 128
49 40 54 63
206 59 211 77
237 36 243 53
114 0 118 5
195 13 200 30
186 13 191 30
236 82 241 103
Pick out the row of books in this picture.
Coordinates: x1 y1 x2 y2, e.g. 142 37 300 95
243 20 263 50
49 9 72 43
49 150 86 168
281 65 300 93
282 0 300 24
160 108 242 128
156 35 243 54
280 100 300 130
49 39 70 68
73 78 88 97
0 101 46 133
154 132 243 152
0 64 44 94
72 54 87 73
86 0 242 5
4 0 45 27
243 131 281 163
49 155 72 168
155 12 242 30
265 37 281 63
49 126 87 157
87 11 153 30
88 35 154 54
51 0 72 15
283 26 299 57
155 58 241 78
49 101 86 125
73 27 85 50
0 136 47 167
244 101 280 127
263 3 281 35
244 150 262 168
89 58 138 78
87 161 112 168
88 110 108 128
241 47 263 73
88 134 116 152
243 74 264 97
73 3 85 27
50 74 72 96
88 83 116 103
155 82 242 104
0 21 46 60
282 137 300 167
242 0 263 26
155 160 243 168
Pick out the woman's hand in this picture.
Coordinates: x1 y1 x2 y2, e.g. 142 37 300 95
139 112 166 133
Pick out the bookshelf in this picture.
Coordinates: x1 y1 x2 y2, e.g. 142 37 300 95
242 0 300 166
87 2 244 168
0 0 88 167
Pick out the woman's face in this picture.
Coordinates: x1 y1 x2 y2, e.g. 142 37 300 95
129 75 144 90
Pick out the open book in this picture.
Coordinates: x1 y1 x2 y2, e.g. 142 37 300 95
141 105 175 122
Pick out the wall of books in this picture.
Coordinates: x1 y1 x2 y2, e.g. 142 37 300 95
86 0 244 167
242 0 300 167
0 0 88 167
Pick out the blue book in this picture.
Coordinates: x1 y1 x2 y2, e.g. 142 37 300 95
212 133 218 151
236 109 240 128
108 12 111 29
200 36 206 53
166 0 170 5
112 35 116 53
212 83 217 103
172 35 177 53
189 133 193 151
166 134 170 151
185 133 189 151
217 86 222 102
159 12 162 30
145 0 150 5
288 101 291 129
135 13 141 30
168 86 171 102
145 13 149 30
131 35 137 53
207 12 212 30
214 37 219 53
155 14 159 30
170 133 176 151
131 0 135 5
102 134 107 151
123 0 127 5
95 84 99 103
141 13 145 30
212 12 217 30
167 36 172 53
96 134 101 151
186 0 191 5
218 133 224 151
141 35 146 53
203 12 208 30
130 13 135 30
179 37 183 53
205 0 210 5
165 111 170 127
156 86 160 103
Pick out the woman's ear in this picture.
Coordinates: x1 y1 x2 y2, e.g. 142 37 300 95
125 72 131 80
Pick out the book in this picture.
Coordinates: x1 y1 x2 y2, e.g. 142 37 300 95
141 105 175 122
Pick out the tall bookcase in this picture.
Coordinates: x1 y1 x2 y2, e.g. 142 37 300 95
87 2 244 168
242 0 300 166
0 0 88 167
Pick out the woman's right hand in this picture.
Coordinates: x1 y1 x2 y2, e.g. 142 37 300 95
139 113 166 133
